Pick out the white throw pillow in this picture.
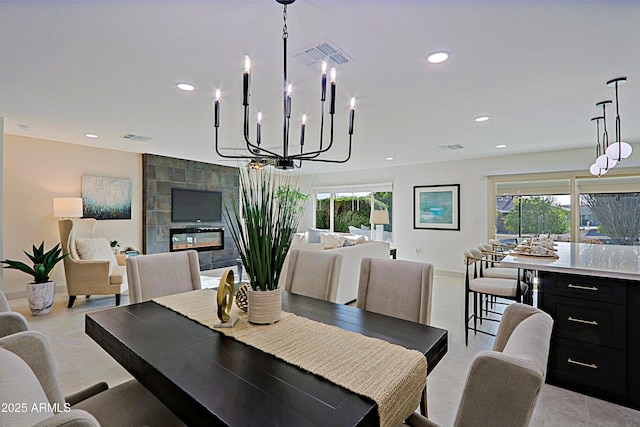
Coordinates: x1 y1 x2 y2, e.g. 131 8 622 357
320 233 343 249
291 233 307 246
75 237 117 274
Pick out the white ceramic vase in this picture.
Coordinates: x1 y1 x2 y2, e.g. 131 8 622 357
247 287 282 324
27 281 55 316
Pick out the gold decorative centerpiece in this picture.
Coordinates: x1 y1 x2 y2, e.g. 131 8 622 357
224 169 307 324
235 283 250 312
214 269 238 328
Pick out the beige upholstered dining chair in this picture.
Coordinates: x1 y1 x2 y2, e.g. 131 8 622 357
404 303 553 427
0 330 184 426
282 249 343 302
126 250 201 303
356 257 434 325
58 219 126 308
356 257 434 416
0 290 29 338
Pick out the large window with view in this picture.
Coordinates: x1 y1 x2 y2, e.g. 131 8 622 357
491 173 640 246
576 176 640 245
314 185 393 243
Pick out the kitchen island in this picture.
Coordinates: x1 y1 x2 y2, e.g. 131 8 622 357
501 242 640 409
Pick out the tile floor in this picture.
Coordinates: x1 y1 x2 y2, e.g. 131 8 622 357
5 274 640 426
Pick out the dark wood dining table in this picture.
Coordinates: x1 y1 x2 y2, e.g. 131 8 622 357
85 291 448 427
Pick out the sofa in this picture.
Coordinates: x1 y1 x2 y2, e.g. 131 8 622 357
280 231 390 304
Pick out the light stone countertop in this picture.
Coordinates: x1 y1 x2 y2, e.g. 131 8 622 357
500 242 640 281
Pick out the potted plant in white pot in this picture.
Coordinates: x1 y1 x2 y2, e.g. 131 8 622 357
224 168 307 324
1 241 67 315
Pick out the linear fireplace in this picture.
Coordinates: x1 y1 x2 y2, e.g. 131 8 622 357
170 227 224 253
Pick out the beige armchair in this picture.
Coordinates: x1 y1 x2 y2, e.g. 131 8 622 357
0 330 184 426
126 250 201 303
58 219 126 308
404 303 553 427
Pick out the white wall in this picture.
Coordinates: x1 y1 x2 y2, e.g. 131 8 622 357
299 146 640 275
2 135 142 297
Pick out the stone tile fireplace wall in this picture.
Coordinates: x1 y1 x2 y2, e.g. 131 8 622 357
142 154 239 271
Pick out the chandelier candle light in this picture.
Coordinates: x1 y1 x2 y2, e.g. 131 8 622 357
213 0 356 170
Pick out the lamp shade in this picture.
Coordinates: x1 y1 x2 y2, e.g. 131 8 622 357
595 153 616 170
53 197 83 218
606 141 633 161
370 209 390 225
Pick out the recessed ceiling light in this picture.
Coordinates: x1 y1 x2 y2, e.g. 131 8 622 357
385 157 394 161
427 51 449 64
474 116 490 122
176 82 195 92
85 133 99 139
496 144 507 149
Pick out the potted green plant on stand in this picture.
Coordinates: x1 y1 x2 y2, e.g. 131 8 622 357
224 169 308 324
1 241 67 315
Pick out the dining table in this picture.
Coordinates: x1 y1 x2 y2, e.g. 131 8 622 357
85 291 448 426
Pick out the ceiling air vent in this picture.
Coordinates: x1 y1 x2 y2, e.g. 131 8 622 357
120 133 152 142
293 38 353 68
438 144 464 151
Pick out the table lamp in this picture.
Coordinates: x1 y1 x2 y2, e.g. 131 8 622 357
370 209 390 241
53 197 83 218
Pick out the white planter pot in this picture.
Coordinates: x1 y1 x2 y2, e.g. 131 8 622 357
247 287 282 324
27 281 55 316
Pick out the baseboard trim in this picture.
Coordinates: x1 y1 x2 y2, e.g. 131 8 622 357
4 284 67 300
434 270 464 280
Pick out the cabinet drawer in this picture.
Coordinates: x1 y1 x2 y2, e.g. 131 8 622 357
544 295 626 349
541 272 626 304
551 338 626 396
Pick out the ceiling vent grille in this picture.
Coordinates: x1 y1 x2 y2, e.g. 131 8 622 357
438 144 464 151
293 38 353 68
120 133 152 142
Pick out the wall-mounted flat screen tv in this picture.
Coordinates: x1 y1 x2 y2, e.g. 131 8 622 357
171 188 222 222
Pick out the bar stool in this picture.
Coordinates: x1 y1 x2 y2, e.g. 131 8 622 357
464 248 528 345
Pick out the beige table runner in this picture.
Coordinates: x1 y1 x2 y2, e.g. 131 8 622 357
153 289 427 427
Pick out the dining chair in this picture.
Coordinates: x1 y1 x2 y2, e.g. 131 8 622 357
282 249 343 302
356 256 434 415
356 257 434 325
404 303 553 427
126 250 201 303
464 248 528 345
0 290 30 338
0 330 184 426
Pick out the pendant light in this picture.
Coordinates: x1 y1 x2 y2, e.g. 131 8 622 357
605 77 633 161
594 100 617 170
589 116 607 177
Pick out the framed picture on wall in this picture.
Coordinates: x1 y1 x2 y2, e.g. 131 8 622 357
82 176 132 220
413 184 460 230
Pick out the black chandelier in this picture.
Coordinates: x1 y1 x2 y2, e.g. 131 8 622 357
213 0 355 170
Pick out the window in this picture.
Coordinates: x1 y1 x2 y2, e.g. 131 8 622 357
576 176 640 245
490 171 640 246
494 179 571 244
313 184 393 242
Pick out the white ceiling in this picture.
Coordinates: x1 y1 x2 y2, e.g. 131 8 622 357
1 0 639 175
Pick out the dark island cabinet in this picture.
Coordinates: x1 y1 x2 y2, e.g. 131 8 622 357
539 271 639 409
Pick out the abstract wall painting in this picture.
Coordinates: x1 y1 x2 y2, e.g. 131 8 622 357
413 184 460 230
82 176 132 220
